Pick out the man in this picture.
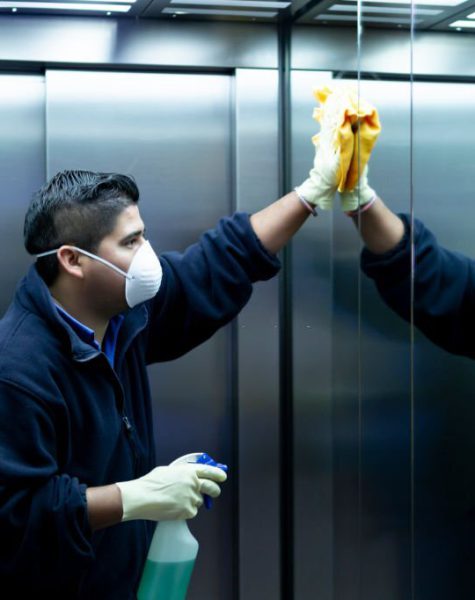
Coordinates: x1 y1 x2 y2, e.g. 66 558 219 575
0 80 356 597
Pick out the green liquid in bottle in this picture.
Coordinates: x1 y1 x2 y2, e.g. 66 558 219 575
137 558 196 600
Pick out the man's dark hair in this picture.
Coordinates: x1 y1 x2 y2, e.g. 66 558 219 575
24 170 140 285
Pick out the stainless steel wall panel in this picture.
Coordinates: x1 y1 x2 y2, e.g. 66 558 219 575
0 74 45 316
290 69 334 600
0 18 118 65
46 69 233 598
2 16 475 78
0 16 278 70
335 79 413 600
413 81 475 600
113 21 278 69
291 74 413 599
292 26 475 77
234 68 281 600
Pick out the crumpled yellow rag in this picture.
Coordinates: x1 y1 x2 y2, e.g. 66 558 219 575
312 85 381 193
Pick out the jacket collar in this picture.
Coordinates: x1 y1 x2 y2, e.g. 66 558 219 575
16 265 148 363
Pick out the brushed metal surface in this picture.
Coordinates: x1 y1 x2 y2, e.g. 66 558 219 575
291 68 334 600
333 79 413 600
0 17 278 69
292 26 475 77
0 74 45 317
234 68 281 600
412 80 475 600
291 72 414 599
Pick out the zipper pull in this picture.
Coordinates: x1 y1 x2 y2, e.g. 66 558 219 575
122 414 133 433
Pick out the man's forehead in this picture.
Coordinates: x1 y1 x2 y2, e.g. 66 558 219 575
97 205 145 246
114 204 145 233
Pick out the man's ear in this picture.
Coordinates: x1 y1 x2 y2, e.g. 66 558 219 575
56 247 85 280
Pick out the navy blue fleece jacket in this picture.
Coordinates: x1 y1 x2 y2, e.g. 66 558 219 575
361 214 475 360
0 212 280 598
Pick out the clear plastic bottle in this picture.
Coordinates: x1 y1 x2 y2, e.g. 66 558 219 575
137 519 198 600
137 452 227 600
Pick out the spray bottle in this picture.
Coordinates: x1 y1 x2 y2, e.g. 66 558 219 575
137 452 228 600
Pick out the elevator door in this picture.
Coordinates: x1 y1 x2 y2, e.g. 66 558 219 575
46 69 233 599
0 74 45 315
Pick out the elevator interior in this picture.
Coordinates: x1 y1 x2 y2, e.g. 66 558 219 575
1 4 475 599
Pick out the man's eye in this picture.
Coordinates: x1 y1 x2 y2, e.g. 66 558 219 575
125 238 138 248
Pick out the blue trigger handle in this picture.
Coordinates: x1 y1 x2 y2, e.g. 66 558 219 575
195 452 228 510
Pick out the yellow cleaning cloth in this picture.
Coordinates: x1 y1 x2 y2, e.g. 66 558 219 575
312 85 381 192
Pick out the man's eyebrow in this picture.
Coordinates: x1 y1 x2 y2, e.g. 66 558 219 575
120 228 145 244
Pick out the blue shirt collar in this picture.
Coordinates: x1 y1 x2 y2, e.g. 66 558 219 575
55 305 99 348
54 304 124 366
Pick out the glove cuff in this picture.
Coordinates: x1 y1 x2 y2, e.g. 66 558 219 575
116 480 138 522
295 177 335 210
339 183 376 212
294 188 318 217
344 192 377 217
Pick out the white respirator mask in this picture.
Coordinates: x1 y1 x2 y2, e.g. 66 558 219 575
36 240 162 308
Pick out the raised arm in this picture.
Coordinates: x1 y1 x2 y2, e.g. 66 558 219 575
249 191 313 255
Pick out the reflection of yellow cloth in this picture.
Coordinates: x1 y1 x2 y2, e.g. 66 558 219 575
312 85 381 192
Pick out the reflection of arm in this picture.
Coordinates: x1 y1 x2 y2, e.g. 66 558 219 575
359 208 475 359
143 212 281 363
350 196 405 254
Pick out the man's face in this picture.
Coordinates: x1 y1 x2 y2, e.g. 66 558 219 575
81 204 146 315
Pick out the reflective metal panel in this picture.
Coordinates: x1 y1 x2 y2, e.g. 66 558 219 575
0 74 45 317
291 69 334 600
413 81 475 600
291 71 413 599
292 26 475 78
0 17 278 69
235 68 280 600
46 70 233 598
355 81 413 600
336 79 412 600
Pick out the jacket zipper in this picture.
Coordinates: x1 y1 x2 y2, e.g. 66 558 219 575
122 412 140 477
97 354 140 477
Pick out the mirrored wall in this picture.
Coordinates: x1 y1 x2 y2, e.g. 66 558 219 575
292 4 475 599
412 26 475 600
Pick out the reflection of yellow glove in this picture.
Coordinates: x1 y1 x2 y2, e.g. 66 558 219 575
318 85 381 192
296 84 381 211
295 86 346 210
327 85 380 212
340 164 376 213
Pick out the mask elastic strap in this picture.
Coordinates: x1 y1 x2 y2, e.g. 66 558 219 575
36 246 132 280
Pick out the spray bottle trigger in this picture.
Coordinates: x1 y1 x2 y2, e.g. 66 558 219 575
194 452 228 509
